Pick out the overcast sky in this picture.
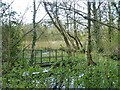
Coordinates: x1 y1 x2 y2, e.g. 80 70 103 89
3 0 86 23
3 0 47 23
2 0 119 23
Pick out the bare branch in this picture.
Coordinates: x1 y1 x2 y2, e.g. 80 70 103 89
36 13 47 25
36 2 42 12
2 0 14 14
19 5 30 24
23 31 44 50
58 4 118 30
12 29 33 48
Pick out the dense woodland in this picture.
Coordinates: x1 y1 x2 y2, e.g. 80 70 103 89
0 0 120 89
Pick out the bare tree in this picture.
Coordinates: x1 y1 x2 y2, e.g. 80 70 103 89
118 1 120 31
108 2 113 43
30 0 37 65
43 2 71 50
92 1 101 52
87 1 96 66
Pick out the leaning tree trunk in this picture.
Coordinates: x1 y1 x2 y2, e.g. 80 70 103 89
87 1 96 66
30 0 37 65
43 2 71 50
73 3 80 50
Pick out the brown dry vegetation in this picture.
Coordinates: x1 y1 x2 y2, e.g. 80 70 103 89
22 40 66 49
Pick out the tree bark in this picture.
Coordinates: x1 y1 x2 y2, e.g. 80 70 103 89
93 1 100 52
43 2 71 49
118 1 120 60
87 1 96 66
108 2 113 43
73 3 80 50
30 0 37 65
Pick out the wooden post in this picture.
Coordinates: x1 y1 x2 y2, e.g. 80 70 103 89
49 50 51 62
55 49 57 61
34 50 36 64
68 50 70 59
40 50 42 63
22 49 25 59
22 49 25 65
61 50 63 61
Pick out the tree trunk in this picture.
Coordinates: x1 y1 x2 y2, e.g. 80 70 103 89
43 2 71 49
73 3 80 50
30 0 37 65
108 2 113 44
93 1 100 53
65 11 76 49
118 1 120 60
87 1 96 66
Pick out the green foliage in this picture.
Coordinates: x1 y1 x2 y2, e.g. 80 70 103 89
77 56 119 88
2 23 22 67
1 2 22 75
1 1 119 89
2 54 119 88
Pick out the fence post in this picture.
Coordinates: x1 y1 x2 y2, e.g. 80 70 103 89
55 49 57 61
61 50 63 61
34 50 36 64
22 49 24 59
68 49 71 59
49 50 51 62
40 50 42 63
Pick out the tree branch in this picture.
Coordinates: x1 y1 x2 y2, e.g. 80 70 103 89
12 29 33 48
58 3 119 30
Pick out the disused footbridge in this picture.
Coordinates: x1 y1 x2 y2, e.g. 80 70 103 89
22 49 79 67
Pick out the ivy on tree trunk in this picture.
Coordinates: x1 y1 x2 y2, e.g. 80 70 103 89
30 0 37 65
